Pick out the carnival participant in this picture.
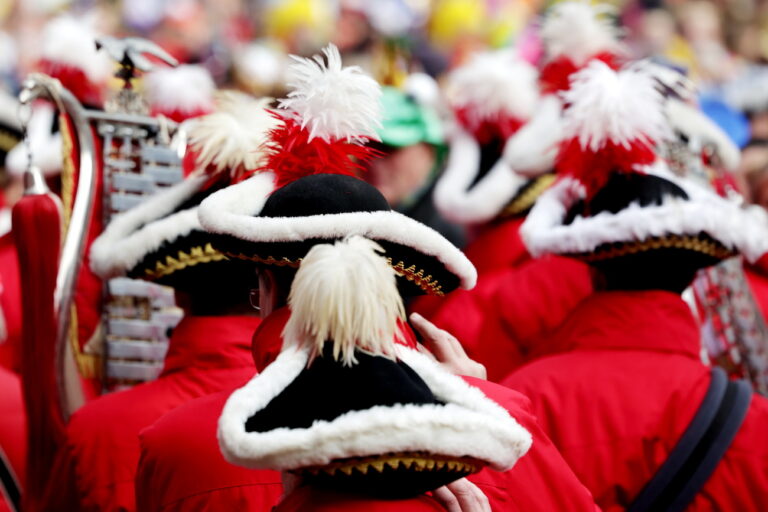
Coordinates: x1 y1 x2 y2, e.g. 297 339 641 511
364 79 464 248
503 60 768 511
40 92 278 512
135 43 599 512
415 1 625 379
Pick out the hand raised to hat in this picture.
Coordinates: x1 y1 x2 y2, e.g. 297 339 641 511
410 313 487 380
431 478 491 512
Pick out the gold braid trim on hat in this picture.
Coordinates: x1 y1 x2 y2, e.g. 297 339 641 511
144 243 228 279
572 234 736 263
225 251 445 296
499 173 557 219
387 258 444 296
295 451 484 478
226 252 302 268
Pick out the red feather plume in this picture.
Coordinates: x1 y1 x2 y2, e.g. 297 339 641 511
454 107 525 145
38 59 103 108
557 137 656 200
539 52 621 95
261 114 382 189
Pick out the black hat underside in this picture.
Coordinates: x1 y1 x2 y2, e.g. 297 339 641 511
130 230 253 296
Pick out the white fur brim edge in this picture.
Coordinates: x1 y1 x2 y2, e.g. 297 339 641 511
434 127 528 225
217 344 532 472
502 95 562 178
521 164 768 263
198 172 477 290
665 99 740 172
89 175 208 278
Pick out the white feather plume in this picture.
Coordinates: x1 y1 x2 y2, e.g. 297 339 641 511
541 1 621 65
41 15 111 82
282 236 405 367
446 50 539 123
561 61 670 152
278 44 382 143
187 92 280 176
144 64 215 113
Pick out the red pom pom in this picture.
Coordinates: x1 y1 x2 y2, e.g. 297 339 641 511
539 52 621 95
260 114 381 188
454 107 525 145
557 136 656 199
38 59 103 108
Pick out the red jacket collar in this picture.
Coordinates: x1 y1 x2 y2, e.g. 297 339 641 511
161 315 260 375
551 290 702 359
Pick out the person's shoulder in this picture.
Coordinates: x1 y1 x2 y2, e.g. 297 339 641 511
67 382 162 435
461 376 534 414
139 390 230 448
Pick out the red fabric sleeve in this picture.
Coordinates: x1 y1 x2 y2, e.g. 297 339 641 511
463 377 599 512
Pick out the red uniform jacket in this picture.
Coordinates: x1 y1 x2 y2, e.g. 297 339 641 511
408 217 532 320
136 310 598 511
503 291 768 512
427 256 593 382
42 315 261 512
0 366 25 495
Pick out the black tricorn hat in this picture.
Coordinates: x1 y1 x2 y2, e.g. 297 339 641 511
89 94 278 294
217 237 529 498
199 172 476 297
521 61 768 278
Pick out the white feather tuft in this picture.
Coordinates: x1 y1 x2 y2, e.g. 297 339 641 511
541 1 621 65
187 92 280 176
446 50 539 123
40 15 111 82
282 236 405 367
278 44 382 143
561 61 670 152
144 64 215 114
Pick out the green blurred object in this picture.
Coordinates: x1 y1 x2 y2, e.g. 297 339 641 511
378 87 444 148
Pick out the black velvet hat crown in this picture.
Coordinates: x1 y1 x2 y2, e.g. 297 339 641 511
217 237 530 498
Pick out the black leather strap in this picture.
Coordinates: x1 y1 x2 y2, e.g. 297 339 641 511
627 367 752 512
0 446 20 512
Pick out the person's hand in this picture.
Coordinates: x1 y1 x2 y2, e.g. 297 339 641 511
431 478 491 512
410 312 487 379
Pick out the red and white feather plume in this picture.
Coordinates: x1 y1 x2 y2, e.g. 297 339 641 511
556 61 670 197
539 1 622 95
38 15 111 106
184 91 280 182
446 50 538 144
145 64 216 122
261 43 383 188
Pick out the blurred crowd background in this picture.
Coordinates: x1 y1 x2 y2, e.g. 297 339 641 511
3 0 768 206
